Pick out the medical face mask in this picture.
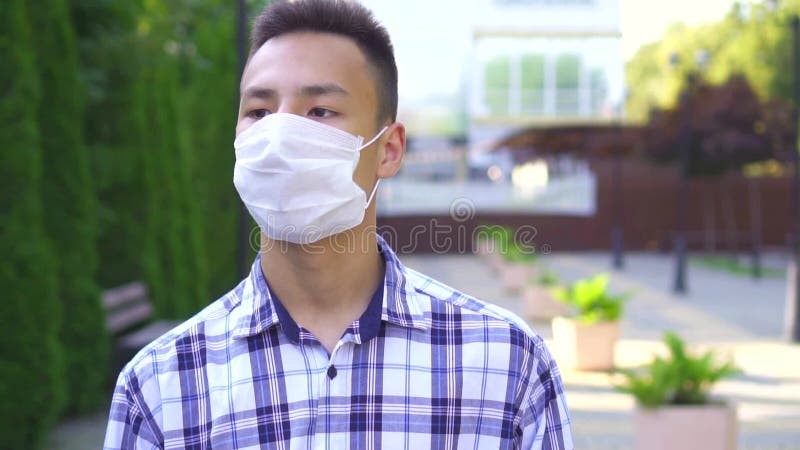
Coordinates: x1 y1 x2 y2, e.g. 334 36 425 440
233 113 387 245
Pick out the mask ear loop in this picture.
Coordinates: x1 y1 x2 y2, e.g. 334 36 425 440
360 125 389 209
358 126 389 151
364 179 381 209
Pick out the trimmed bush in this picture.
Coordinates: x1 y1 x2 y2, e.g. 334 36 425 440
29 0 109 414
72 0 211 320
178 1 242 297
71 0 149 290
133 18 209 318
0 0 66 446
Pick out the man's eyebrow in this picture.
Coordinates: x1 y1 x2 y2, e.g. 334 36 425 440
299 83 349 97
240 83 349 100
241 87 276 100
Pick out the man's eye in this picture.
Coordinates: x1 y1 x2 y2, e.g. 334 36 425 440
308 107 336 118
248 109 270 119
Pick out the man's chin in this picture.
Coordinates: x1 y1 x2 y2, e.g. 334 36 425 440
260 225 379 255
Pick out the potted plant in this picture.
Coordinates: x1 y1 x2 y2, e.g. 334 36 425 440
523 268 568 321
615 332 741 450
551 274 627 371
474 225 507 274
500 244 538 292
491 227 538 292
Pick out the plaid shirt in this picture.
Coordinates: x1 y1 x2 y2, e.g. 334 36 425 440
104 235 573 449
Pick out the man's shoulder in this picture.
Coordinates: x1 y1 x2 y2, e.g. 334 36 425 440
401 265 560 386
403 265 542 343
118 278 249 385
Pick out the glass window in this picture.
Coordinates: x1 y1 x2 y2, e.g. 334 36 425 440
484 55 511 115
521 54 545 115
556 54 580 115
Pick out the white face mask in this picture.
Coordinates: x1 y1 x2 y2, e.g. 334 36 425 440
233 113 388 245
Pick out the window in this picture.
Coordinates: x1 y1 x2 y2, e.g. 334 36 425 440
555 54 580 115
521 54 545 115
484 56 511 115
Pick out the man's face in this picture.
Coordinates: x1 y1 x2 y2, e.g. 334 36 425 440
236 31 385 197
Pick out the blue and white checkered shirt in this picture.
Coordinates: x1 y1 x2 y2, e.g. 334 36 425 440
104 235 573 449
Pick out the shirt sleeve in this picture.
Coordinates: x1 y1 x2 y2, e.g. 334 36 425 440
519 342 574 450
103 370 162 450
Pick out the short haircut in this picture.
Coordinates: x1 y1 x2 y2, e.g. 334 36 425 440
251 0 398 124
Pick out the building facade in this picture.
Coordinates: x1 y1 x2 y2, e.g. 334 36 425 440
469 0 625 147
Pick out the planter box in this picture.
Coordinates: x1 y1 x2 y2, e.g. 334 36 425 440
634 403 737 450
487 252 504 274
523 285 568 321
499 262 534 293
475 239 493 258
551 317 618 371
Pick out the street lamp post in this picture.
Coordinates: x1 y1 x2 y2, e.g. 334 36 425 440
670 50 708 295
611 121 625 270
673 77 691 295
669 54 690 294
787 15 800 343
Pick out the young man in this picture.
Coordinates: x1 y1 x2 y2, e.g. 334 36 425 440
104 0 573 448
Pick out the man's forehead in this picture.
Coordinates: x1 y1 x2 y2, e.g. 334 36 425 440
245 32 366 74
240 31 373 91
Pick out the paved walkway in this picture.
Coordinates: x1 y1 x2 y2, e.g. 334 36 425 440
51 251 800 449
402 251 800 450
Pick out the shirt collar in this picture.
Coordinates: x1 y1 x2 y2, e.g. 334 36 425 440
231 234 427 340
267 273 385 345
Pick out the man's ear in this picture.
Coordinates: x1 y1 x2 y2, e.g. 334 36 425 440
376 122 405 179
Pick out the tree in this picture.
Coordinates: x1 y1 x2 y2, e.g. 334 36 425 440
72 0 212 319
625 16 741 123
138 0 212 318
29 0 109 415
71 0 150 293
173 0 240 298
643 75 779 176
643 75 794 252
626 1 800 123
0 0 66 446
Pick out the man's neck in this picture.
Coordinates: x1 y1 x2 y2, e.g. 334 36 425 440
259 227 384 353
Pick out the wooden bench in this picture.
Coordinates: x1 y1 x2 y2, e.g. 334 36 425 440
102 282 180 372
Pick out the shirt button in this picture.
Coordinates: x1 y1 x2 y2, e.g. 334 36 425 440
327 365 337 379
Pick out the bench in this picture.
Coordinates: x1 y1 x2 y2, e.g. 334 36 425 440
102 282 180 372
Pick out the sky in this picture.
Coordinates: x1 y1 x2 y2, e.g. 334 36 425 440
619 0 739 60
360 0 740 103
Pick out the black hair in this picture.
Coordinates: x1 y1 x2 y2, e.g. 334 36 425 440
251 0 398 123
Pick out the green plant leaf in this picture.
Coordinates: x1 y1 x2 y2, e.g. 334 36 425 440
614 332 741 407
553 274 627 322
533 268 560 287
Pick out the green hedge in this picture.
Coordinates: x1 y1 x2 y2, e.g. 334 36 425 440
29 0 109 415
138 63 209 319
0 0 66 447
2 0 248 443
75 0 215 320
179 2 242 299
72 0 148 290
132 0 210 318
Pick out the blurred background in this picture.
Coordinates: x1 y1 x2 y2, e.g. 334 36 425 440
1 0 799 448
